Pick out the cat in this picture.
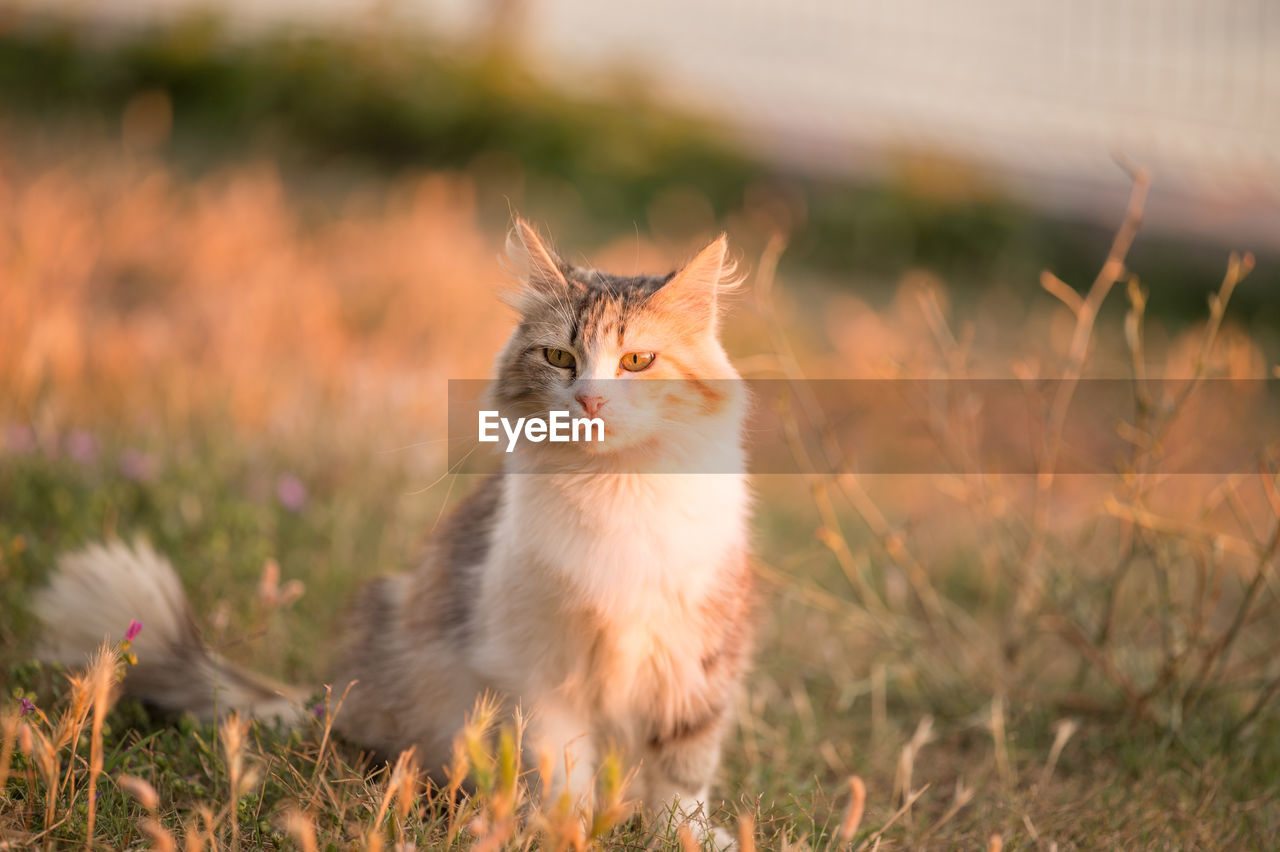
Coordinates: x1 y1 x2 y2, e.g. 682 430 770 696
33 220 754 843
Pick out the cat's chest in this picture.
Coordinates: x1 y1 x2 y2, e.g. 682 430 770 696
501 474 748 611
584 609 720 735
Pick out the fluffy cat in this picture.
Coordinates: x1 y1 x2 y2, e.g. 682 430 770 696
33 220 754 840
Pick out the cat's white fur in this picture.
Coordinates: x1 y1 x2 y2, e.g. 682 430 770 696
479 470 749 792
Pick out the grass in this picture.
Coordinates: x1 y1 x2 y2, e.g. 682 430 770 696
3 102 1280 847
3 421 1280 849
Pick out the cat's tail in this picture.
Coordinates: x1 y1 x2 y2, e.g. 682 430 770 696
32 538 309 724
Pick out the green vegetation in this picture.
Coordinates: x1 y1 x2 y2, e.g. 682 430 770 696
4 421 1280 848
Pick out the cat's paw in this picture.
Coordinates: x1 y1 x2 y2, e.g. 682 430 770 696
675 819 736 850
707 825 737 851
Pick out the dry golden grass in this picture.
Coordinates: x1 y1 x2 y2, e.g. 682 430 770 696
0 143 510 457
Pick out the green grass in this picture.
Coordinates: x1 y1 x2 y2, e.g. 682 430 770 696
3 427 1279 849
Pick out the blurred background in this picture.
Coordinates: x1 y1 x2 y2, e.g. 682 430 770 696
5 0 1279 432
3 1 1280 845
3 0 1277 446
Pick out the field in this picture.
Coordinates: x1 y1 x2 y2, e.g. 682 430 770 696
4 14 1280 851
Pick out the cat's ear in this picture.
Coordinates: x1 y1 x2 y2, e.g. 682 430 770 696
650 234 736 329
505 218 570 305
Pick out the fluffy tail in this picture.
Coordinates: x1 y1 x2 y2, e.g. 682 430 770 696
33 539 308 724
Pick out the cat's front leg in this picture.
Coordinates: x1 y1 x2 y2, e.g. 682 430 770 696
642 717 734 850
528 695 597 806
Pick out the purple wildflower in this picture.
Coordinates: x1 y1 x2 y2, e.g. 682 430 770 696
119 448 158 482
125 619 143 642
19 697 35 717
276 474 308 513
311 702 327 720
67 430 99 464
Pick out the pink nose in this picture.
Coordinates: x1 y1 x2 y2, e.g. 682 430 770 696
574 393 605 416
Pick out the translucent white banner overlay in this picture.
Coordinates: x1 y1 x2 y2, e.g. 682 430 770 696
447 379 1280 475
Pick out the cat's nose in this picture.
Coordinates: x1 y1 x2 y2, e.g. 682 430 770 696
574 392 606 417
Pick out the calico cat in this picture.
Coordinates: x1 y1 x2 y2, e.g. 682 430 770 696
33 220 754 841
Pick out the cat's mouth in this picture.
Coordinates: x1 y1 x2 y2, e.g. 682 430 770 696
562 412 644 456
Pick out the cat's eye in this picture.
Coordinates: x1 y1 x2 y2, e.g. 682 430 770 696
544 348 576 369
620 352 656 372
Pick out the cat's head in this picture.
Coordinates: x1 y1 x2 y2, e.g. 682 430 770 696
492 219 744 465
